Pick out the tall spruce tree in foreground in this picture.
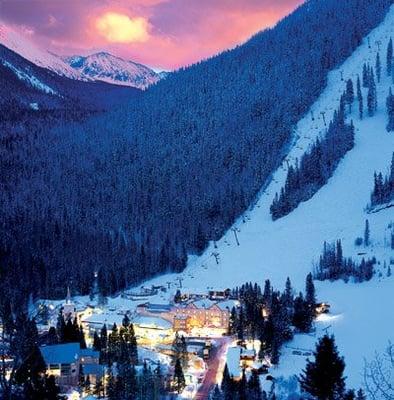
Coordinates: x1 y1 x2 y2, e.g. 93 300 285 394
173 358 186 394
300 335 346 400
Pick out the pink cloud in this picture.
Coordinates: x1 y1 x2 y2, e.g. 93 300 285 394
0 0 303 70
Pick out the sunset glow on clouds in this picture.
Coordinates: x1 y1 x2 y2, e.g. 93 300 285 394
96 12 150 43
0 0 303 70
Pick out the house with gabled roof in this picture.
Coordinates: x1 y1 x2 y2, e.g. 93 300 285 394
40 343 103 391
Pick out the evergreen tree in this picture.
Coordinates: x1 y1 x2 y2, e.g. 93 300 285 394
362 63 369 88
79 325 87 349
120 362 137 400
367 72 377 117
248 369 263 400
106 371 118 400
229 306 238 335
221 363 233 400
262 279 272 309
237 306 245 341
364 219 370 247
239 369 247 400
56 310 66 343
387 37 393 75
180 335 189 370
47 326 58 345
344 389 356 400
15 344 46 386
305 273 316 309
174 289 182 303
376 52 382 82
346 79 354 111
300 335 346 400
172 332 183 365
212 385 224 400
284 277 294 308
293 293 312 332
271 338 280 365
173 358 186 394
356 388 367 400
93 331 101 351
357 76 363 119
43 375 61 400
386 88 394 131
122 313 130 328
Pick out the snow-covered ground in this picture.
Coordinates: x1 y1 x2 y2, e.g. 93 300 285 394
120 5 394 392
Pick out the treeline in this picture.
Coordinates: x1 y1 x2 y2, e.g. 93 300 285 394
270 100 355 220
0 0 392 309
314 240 375 282
370 152 394 207
229 275 316 366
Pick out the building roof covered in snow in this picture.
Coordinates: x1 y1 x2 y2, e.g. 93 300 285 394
133 315 172 330
138 303 173 313
226 346 241 379
215 299 239 311
40 343 80 364
190 298 217 309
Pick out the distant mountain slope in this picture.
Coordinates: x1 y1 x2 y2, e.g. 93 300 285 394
0 25 160 89
0 44 140 112
64 52 160 89
0 24 84 80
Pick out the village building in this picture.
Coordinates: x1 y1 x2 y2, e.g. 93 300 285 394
173 314 191 332
208 288 231 300
136 297 239 333
136 303 174 322
40 343 103 391
133 315 172 340
240 348 256 368
173 298 238 332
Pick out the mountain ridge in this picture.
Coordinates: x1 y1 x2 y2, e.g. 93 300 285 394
63 51 160 89
0 24 161 89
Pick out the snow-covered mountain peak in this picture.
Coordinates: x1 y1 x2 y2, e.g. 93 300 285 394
0 24 161 89
63 51 160 89
0 24 85 80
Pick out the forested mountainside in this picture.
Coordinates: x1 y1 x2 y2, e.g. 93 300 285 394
0 45 140 112
0 0 392 308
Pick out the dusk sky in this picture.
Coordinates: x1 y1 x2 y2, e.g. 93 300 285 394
0 0 303 70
